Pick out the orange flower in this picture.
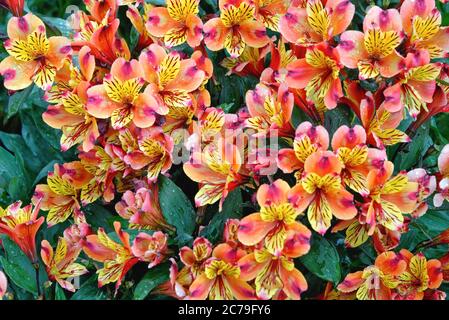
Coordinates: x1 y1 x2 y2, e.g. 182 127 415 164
394 250 443 300
203 1 270 57
337 6 403 80
279 0 354 45
83 221 138 290
115 186 173 231
183 138 247 208
188 243 256 300
0 201 44 263
41 238 88 292
289 151 357 234
238 225 310 299
337 251 406 300
245 83 294 137
179 237 213 277
277 121 329 180
131 231 169 269
0 0 24 16
286 44 342 109
0 13 72 90
146 0 203 48
237 179 311 253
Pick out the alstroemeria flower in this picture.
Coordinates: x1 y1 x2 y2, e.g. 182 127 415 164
0 13 71 90
155 258 194 299
0 271 7 300
279 0 354 45
289 150 358 234
343 161 419 248
43 46 100 152
183 138 247 208
395 250 443 300
188 243 256 300
124 127 174 182
203 1 270 57
237 179 311 254
238 226 310 299
115 186 173 231
126 3 155 52
63 223 92 251
337 6 403 80
277 121 329 180
358 91 410 147
132 231 169 268
33 162 92 225
332 125 369 195
146 0 203 48
179 237 213 277
286 44 342 109
337 251 406 300
221 45 270 77
0 201 44 263
245 83 294 137
138 44 205 110
41 238 88 292
253 0 289 31
83 221 139 290
86 57 165 129
382 50 441 118
400 0 449 59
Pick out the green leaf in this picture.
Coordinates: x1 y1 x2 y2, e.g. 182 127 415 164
55 284 67 300
200 189 243 243
133 262 170 300
71 276 107 300
4 85 34 123
158 175 196 245
397 123 432 170
0 237 46 295
299 234 341 284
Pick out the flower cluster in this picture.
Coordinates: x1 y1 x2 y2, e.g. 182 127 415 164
0 0 448 301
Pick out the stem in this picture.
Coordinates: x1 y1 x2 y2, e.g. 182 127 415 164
33 263 44 300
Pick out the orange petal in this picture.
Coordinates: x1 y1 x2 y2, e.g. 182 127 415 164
0 57 36 91
304 150 342 176
327 0 355 36
188 273 214 300
238 253 266 281
277 148 303 173
337 271 363 293
165 59 205 92
283 222 311 258
336 31 368 69
375 251 407 276
86 85 121 118
224 275 256 300
145 7 180 37
110 58 143 82
238 20 270 48
7 13 45 40
203 17 230 51
286 59 317 89
256 179 291 207
237 213 276 246
331 125 367 150
279 266 308 300
46 36 72 70
325 189 357 220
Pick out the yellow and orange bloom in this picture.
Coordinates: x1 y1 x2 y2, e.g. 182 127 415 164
238 225 310 299
393 250 443 300
0 201 45 263
400 0 449 59
179 237 213 277
407 168 436 218
337 6 403 80
277 121 329 180
83 221 138 289
138 44 205 110
381 50 441 118
188 243 255 300
115 186 173 231
146 0 203 48
245 83 294 137
253 0 289 32
86 57 165 129
131 231 169 268
32 162 92 225
343 161 419 248
203 1 270 57
434 144 449 207
0 13 72 90
41 238 88 292
331 125 369 195
286 44 342 109
337 251 406 300
289 151 358 234
237 179 312 253
124 127 174 182
183 138 247 208
279 0 354 45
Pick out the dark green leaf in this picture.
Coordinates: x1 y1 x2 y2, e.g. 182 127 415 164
133 262 170 300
